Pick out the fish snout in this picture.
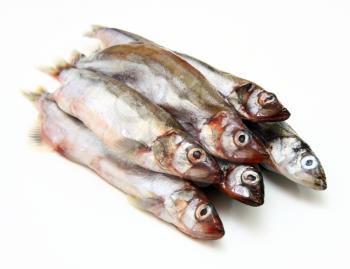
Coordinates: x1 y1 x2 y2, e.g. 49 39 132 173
272 107 291 121
313 177 327 190
255 104 291 122
196 217 225 240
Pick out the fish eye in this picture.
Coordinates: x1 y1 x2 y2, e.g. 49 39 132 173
195 203 212 220
188 148 206 163
259 92 276 105
301 155 318 170
241 169 260 185
265 94 275 103
234 131 250 146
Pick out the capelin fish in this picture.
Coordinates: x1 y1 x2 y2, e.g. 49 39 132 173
75 43 267 164
27 92 224 240
246 121 327 190
85 25 290 122
48 67 220 184
216 160 264 206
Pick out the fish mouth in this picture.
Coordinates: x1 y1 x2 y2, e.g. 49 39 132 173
208 224 225 240
313 178 327 190
240 193 264 206
311 169 327 190
197 221 225 240
271 107 291 121
254 107 291 122
219 183 265 206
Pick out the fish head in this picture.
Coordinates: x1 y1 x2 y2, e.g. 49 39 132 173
152 131 221 184
168 188 224 240
219 163 264 206
200 111 268 163
271 137 327 190
235 82 290 122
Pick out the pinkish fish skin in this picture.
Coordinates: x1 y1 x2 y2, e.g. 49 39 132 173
29 92 225 240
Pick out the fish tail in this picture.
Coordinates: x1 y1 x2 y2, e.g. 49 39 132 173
38 49 85 80
22 86 48 104
23 87 53 151
28 119 43 146
37 58 71 79
22 86 52 152
26 118 52 152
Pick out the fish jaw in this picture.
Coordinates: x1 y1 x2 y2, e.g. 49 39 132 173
262 107 291 122
252 105 291 122
218 163 264 206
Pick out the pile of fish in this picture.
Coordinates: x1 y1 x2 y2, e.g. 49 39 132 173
25 26 327 240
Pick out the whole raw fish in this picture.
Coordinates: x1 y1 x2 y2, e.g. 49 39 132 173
50 68 220 184
85 26 290 122
217 160 264 206
75 43 267 164
246 122 326 190
84 27 326 190
28 92 225 240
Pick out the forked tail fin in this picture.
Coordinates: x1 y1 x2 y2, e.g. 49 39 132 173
37 50 84 80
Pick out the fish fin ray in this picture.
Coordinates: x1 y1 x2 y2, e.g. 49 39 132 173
21 86 48 104
37 58 72 79
26 118 52 152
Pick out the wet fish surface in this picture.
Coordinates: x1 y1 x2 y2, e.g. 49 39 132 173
86 26 290 122
84 27 326 190
28 92 225 240
246 121 326 190
51 68 220 183
75 42 267 164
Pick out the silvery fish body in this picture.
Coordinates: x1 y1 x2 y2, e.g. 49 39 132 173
86 26 290 122
33 94 225 240
84 27 326 190
52 68 220 183
246 122 326 190
76 42 267 164
216 160 264 206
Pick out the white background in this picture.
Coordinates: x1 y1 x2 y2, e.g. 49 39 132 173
1 1 349 268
